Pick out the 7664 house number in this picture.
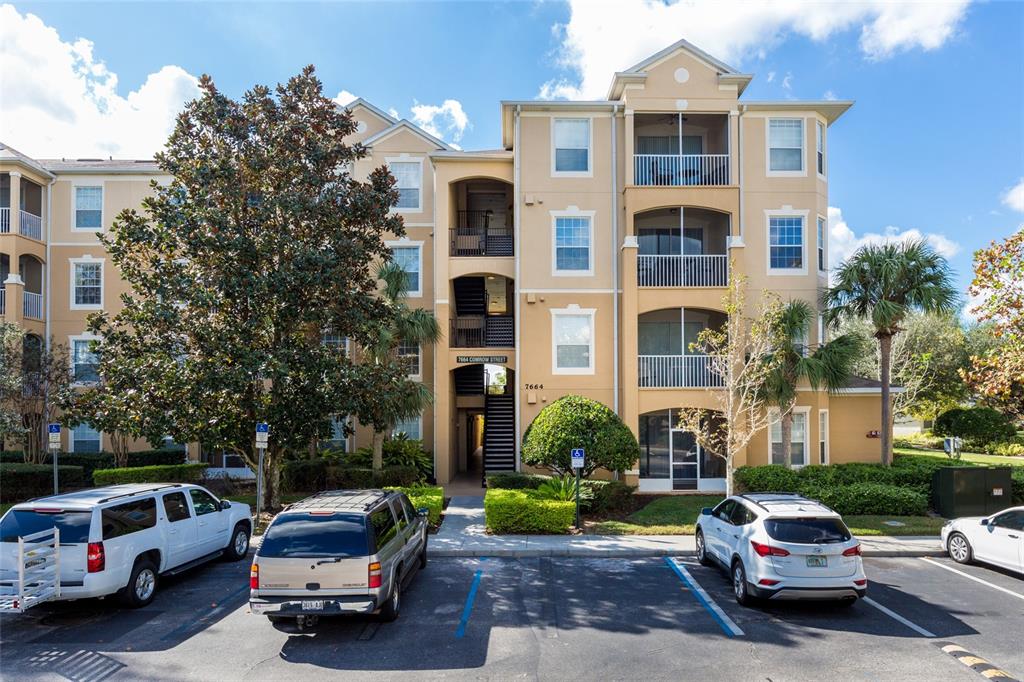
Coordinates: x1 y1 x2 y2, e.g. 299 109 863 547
524 383 544 390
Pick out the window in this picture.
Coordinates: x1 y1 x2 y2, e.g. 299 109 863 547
553 214 593 274
259 513 368 558
771 409 808 466
552 118 590 174
389 244 421 296
768 216 804 271
72 261 103 308
102 498 157 539
393 415 421 440
768 118 804 173
817 216 826 272
818 313 825 346
552 309 595 374
390 499 408 531
323 415 349 451
0 510 91 544
189 488 219 516
72 422 101 452
991 510 1024 531
163 492 192 523
322 333 348 356
765 518 851 544
713 499 736 523
816 121 825 176
74 186 102 229
818 410 829 465
369 506 398 550
400 494 417 523
729 503 756 526
72 338 99 383
397 340 420 377
388 161 421 210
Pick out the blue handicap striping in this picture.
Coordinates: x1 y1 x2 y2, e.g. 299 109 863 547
664 557 744 637
455 557 488 639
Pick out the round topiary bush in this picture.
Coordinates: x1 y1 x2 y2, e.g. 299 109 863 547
521 395 640 476
934 407 1017 446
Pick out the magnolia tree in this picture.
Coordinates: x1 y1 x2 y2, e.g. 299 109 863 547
677 276 786 496
80 67 407 511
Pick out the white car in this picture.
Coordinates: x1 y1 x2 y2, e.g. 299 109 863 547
695 493 867 606
0 483 252 609
942 505 1024 574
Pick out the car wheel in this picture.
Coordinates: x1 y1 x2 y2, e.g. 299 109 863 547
224 523 251 561
378 581 401 622
732 560 752 606
121 559 158 608
947 532 973 565
696 529 711 567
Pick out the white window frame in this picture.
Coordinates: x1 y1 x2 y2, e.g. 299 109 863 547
321 332 350 357
551 117 593 178
69 333 100 386
397 340 422 380
816 214 827 274
764 209 808 276
69 257 104 310
818 409 830 465
551 307 596 375
69 421 102 453
817 312 825 347
385 240 423 298
550 208 595 277
768 406 811 468
386 156 423 213
71 183 104 232
392 414 422 441
765 118 806 177
816 120 827 179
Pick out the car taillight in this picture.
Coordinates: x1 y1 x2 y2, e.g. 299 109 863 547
854 579 867 586
842 544 862 557
87 542 105 573
368 561 382 588
751 540 790 557
758 578 780 586
249 563 259 589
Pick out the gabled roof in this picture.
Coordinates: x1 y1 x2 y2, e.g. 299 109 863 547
39 158 163 174
623 37 741 76
345 97 397 125
361 119 453 151
741 101 854 125
0 142 55 178
607 37 754 100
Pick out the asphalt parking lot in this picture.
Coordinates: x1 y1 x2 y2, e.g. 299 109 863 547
1 553 1021 681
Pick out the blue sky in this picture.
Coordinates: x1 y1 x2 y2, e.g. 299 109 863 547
2 1 1022 304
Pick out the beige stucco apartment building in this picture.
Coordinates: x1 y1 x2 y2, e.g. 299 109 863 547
1 39 889 490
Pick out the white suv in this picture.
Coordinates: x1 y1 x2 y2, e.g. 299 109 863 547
695 493 867 606
1 483 252 609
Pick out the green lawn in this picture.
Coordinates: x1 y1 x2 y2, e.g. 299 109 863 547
896 447 1024 467
843 515 945 536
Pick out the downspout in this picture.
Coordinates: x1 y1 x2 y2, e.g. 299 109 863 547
430 156 438 484
737 106 745 242
44 175 56 450
611 104 619 414
513 105 522 472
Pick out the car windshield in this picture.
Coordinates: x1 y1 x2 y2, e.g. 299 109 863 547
764 517 852 544
0 509 92 544
258 513 368 558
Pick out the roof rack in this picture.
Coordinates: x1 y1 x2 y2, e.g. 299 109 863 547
98 484 183 504
288 490 390 513
739 492 837 515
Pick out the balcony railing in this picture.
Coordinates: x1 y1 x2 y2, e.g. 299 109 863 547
23 291 43 320
634 154 730 187
450 315 514 348
20 211 42 240
0 208 8 233
0 287 5 315
638 254 728 287
638 354 724 388
450 210 513 257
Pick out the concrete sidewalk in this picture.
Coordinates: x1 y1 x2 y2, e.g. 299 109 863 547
428 495 945 558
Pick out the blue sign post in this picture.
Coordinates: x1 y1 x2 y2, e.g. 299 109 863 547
255 423 270 519
48 424 61 494
571 448 585 529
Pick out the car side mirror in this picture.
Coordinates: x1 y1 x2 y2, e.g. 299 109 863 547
980 518 989 526
701 507 713 516
417 507 429 517
220 500 231 511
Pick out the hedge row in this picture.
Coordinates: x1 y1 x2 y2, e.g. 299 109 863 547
387 486 444 526
0 450 186 479
0 463 85 503
281 458 421 492
92 463 209 485
484 489 575 534
800 482 928 516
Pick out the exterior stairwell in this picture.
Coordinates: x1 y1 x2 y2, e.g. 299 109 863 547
453 277 486 315
483 393 516 477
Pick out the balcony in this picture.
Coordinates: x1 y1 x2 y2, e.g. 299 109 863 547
450 315 514 348
638 308 727 388
450 210 513 257
23 291 43 319
638 354 723 388
638 254 728 287
635 206 729 287
1 173 44 239
633 113 730 187
19 210 42 240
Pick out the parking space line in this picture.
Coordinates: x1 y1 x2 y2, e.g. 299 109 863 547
455 558 487 639
921 558 1024 602
862 597 936 638
665 558 744 638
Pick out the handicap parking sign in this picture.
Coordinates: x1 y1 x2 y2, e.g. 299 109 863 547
571 448 585 469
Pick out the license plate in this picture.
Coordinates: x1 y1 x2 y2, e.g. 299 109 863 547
806 556 828 568
301 600 324 610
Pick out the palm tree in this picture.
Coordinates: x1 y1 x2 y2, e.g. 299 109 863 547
763 300 861 467
362 261 441 472
824 240 958 465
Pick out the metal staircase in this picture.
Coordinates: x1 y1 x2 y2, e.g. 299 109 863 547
483 392 516 478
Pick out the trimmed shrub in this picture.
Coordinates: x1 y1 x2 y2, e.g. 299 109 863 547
0 449 186 479
387 485 444 526
324 465 421 490
934 407 1017 446
983 441 1024 457
734 465 801 493
802 482 928 516
484 489 575 534
521 395 640 476
282 459 328 492
586 480 635 513
92 463 208 485
0 463 85 503
487 472 550 490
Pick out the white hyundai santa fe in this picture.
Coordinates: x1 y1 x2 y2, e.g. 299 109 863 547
695 493 867 606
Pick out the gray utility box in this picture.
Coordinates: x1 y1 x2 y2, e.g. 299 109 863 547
932 467 1014 519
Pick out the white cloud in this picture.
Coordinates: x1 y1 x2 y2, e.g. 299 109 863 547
0 4 201 158
1002 179 1024 212
387 107 400 120
541 0 971 99
823 89 837 101
410 99 470 143
332 90 358 107
827 206 961 272
766 71 776 83
781 72 793 90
